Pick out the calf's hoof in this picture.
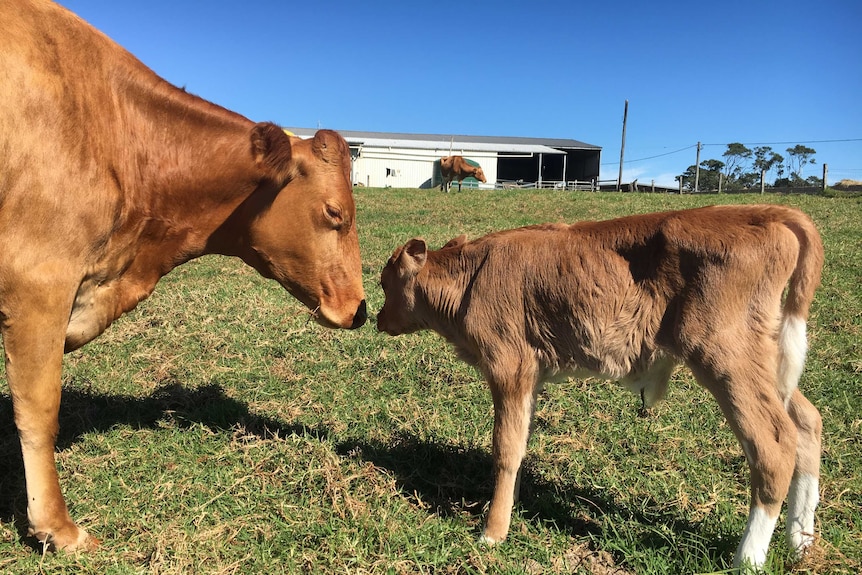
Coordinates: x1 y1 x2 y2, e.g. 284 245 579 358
788 531 816 559
479 531 505 546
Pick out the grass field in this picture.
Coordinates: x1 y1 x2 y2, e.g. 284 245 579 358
1 189 860 574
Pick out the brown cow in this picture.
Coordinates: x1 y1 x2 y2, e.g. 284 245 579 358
377 205 824 570
1 0 366 551
439 155 487 192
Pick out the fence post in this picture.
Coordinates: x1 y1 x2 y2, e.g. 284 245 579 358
823 163 828 192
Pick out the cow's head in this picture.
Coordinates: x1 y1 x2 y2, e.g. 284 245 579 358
377 238 429 336
473 166 487 183
241 125 366 329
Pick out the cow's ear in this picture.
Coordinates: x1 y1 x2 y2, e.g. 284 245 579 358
400 238 427 273
251 122 292 173
310 129 348 164
441 235 467 249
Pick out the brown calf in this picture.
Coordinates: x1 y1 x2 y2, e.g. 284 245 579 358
377 204 823 570
1 0 366 551
440 155 487 192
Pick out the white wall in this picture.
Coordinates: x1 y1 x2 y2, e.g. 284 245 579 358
352 147 497 188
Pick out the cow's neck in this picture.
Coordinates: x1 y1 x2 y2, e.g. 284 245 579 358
64 76 268 351
113 71 262 265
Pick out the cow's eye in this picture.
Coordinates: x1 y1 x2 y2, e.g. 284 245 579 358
324 204 344 228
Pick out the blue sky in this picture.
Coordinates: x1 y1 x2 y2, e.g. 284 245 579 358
62 0 861 186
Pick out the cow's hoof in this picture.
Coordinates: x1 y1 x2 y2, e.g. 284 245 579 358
31 526 99 553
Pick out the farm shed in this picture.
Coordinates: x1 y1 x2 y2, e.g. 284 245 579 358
283 128 601 189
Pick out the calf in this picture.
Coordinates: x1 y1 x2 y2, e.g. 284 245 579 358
377 204 824 570
440 155 487 192
1 0 366 551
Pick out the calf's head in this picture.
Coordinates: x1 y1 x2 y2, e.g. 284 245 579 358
242 125 366 329
377 238 429 336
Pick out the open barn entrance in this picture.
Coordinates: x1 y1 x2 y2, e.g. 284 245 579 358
497 148 599 187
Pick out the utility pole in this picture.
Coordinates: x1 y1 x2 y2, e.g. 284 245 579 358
617 100 628 191
693 141 702 193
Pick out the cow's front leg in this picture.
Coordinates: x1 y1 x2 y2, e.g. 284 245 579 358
480 364 540 544
3 304 97 552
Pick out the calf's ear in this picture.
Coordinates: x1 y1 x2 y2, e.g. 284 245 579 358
251 122 293 174
441 235 467 249
400 238 427 273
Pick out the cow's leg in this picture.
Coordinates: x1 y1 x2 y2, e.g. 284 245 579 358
480 361 540 544
690 353 797 570
3 301 97 551
785 389 821 557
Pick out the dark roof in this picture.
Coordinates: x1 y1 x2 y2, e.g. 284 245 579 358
284 127 600 151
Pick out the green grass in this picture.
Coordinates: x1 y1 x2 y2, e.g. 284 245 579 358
1 189 860 574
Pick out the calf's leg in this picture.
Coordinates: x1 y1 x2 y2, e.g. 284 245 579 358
785 389 821 556
480 365 541 544
691 358 797 570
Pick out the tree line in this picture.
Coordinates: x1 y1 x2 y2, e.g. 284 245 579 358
676 143 818 192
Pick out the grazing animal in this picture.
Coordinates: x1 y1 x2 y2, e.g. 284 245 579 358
377 204 823 570
439 156 487 192
1 0 367 551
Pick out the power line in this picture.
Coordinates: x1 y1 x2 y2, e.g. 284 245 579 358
601 138 861 168
601 144 696 165
703 138 862 147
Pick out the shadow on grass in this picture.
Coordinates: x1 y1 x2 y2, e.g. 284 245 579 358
0 382 326 547
0 381 736 563
334 433 737 564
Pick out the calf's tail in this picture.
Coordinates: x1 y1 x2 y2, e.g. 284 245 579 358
776 212 824 405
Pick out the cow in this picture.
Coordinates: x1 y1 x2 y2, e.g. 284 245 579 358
1 0 367 552
377 204 824 570
439 156 487 192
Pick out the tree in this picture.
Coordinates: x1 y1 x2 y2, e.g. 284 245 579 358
678 159 723 192
699 159 724 191
736 171 760 189
722 143 752 183
676 142 817 191
785 145 816 181
677 165 696 192
751 146 784 184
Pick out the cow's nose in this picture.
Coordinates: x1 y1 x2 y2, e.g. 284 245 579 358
350 300 367 329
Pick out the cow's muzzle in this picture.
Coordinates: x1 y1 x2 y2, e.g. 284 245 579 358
350 300 368 329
